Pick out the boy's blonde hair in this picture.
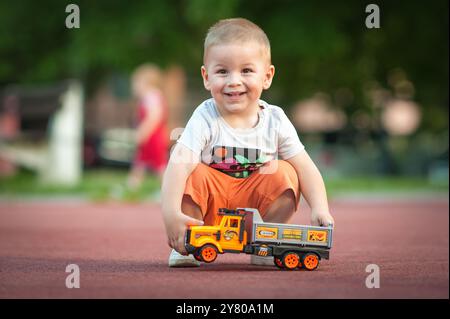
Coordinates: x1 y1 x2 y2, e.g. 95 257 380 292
204 18 271 63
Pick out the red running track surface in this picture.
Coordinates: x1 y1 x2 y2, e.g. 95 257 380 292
0 198 448 298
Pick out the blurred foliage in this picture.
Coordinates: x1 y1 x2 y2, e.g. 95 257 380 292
0 168 160 202
0 0 448 134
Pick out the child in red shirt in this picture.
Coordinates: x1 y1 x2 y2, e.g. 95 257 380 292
127 64 169 189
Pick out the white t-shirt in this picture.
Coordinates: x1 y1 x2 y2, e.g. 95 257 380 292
177 98 304 178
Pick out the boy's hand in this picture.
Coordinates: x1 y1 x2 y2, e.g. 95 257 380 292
163 211 204 255
311 209 335 227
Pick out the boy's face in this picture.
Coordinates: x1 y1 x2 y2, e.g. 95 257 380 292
201 42 275 118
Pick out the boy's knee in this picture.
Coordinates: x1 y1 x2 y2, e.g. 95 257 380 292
184 163 212 218
258 160 300 210
277 160 297 175
261 160 298 183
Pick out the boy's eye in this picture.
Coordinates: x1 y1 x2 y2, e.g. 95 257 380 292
216 69 227 74
242 68 253 73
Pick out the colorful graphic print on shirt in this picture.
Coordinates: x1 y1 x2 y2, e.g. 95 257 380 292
209 145 266 178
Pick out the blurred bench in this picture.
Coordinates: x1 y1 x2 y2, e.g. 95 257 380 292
0 80 83 185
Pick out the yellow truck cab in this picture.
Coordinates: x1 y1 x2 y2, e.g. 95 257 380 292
185 208 333 270
185 209 248 260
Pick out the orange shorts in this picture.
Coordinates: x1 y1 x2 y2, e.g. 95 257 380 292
184 160 300 225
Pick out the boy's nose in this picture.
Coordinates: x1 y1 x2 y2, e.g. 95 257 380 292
227 72 242 86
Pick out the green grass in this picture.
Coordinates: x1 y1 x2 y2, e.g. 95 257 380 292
325 176 448 198
0 168 161 202
0 169 447 202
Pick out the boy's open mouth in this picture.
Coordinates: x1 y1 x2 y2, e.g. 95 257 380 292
224 92 246 96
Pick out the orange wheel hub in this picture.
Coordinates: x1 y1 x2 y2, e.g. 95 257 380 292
200 245 218 263
283 252 300 270
302 253 319 270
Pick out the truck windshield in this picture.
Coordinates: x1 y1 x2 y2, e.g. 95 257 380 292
230 218 239 228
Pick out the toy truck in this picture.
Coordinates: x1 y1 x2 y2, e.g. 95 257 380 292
185 208 333 270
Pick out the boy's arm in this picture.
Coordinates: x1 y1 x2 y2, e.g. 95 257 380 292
161 143 204 254
286 150 335 227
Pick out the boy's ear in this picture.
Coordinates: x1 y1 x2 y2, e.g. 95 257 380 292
263 65 275 90
201 66 211 90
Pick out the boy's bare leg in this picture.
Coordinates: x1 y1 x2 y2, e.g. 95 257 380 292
263 189 296 223
181 195 203 221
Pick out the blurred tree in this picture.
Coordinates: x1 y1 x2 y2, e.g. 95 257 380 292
0 0 447 135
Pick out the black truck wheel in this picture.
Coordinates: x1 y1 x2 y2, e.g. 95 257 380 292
274 256 284 269
193 250 202 261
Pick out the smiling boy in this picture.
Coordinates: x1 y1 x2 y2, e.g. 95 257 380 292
161 18 334 267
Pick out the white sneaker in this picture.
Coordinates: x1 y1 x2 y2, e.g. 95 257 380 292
168 249 201 267
250 255 274 266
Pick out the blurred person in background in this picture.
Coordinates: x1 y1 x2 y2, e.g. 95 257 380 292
127 64 169 190
0 94 20 177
